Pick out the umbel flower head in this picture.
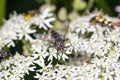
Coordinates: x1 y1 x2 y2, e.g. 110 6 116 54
0 8 55 49
0 9 120 80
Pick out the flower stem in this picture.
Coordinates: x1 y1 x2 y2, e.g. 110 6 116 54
83 0 95 15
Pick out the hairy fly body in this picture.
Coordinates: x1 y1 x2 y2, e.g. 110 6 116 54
51 30 65 51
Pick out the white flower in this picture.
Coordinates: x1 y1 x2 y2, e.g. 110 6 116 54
34 73 48 80
31 39 48 54
34 60 52 73
1 70 11 80
65 43 73 54
31 8 55 30
102 70 114 80
45 69 56 80
18 62 35 75
17 25 36 41
11 66 24 79
57 51 70 61
32 50 49 62
48 47 58 61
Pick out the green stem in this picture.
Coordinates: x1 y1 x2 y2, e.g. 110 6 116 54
22 39 31 55
0 0 6 26
83 0 95 15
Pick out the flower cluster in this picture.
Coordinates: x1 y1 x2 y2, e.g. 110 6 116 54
0 10 120 80
0 8 55 49
0 53 35 80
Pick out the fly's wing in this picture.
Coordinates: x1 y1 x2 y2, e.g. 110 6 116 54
33 33 49 41
27 9 40 16
60 21 70 40
33 33 55 43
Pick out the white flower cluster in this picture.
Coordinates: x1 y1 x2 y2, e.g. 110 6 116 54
0 11 120 80
68 14 120 58
0 8 55 49
0 53 35 80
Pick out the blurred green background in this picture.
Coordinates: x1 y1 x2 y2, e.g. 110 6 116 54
0 0 120 26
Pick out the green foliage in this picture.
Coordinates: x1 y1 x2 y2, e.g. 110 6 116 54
95 0 114 16
0 0 6 26
85 31 94 38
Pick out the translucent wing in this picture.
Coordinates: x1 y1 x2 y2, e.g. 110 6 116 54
60 21 70 40
34 33 47 39
33 33 55 43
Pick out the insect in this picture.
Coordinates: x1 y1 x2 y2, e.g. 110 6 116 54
34 21 70 51
0 50 8 60
114 21 120 27
89 15 114 28
24 10 40 20
50 30 65 51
